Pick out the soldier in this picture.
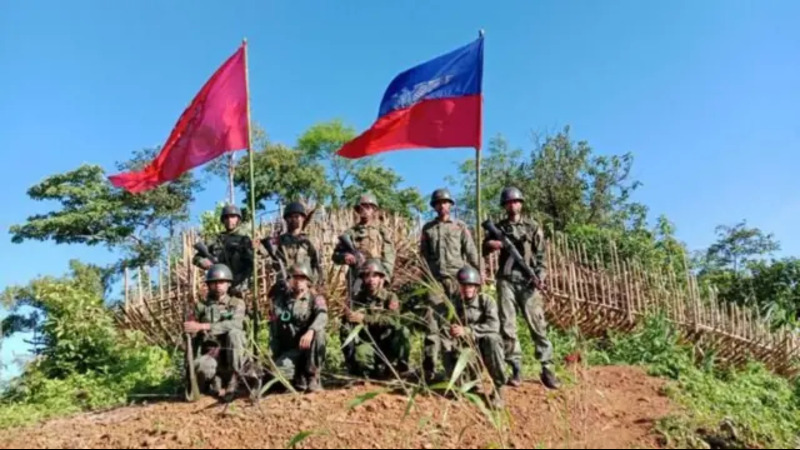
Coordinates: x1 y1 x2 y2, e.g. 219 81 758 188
344 259 411 379
483 187 560 390
265 201 322 293
193 205 254 297
419 188 480 383
332 193 396 372
270 263 328 393
332 193 396 297
184 264 247 400
431 266 507 408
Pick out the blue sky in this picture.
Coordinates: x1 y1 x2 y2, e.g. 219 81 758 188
1 1 798 377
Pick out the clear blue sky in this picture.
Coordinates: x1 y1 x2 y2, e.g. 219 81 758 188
1 1 798 376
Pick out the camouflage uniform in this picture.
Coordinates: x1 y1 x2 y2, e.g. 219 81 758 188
484 189 557 389
347 285 411 378
427 269 507 391
272 233 321 286
332 222 396 294
193 226 254 295
270 289 328 389
420 189 480 380
193 294 248 392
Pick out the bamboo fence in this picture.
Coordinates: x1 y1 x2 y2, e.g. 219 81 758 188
114 210 799 378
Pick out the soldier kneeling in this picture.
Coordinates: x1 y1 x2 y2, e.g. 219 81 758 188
344 259 411 379
439 266 508 408
184 264 247 400
270 263 328 393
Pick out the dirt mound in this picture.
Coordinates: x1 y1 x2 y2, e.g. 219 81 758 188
0 366 674 449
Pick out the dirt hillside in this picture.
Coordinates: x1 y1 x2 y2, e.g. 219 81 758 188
0 366 674 449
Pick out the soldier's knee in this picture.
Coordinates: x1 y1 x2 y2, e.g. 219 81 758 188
196 356 218 380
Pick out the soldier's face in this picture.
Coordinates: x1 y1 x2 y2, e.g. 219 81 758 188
291 276 310 294
505 200 523 215
434 201 452 216
357 204 376 221
363 272 384 292
460 284 478 300
209 281 230 298
287 213 305 230
223 215 240 231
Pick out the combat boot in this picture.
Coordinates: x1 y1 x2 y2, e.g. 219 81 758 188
541 366 561 390
307 373 323 393
508 361 522 388
294 375 309 392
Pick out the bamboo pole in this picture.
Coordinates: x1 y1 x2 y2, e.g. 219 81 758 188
124 267 130 313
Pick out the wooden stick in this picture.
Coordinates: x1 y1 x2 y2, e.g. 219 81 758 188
124 267 130 313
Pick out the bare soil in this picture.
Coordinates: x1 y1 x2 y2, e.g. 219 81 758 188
0 366 674 449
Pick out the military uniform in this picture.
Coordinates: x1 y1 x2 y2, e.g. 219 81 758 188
420 189 480 380
193 226 254 294
273 233 321 285
270 289 328 389
193 294 248 392
428 267 507 394
346 286 411 378
484 187 558 389
332 222 396 293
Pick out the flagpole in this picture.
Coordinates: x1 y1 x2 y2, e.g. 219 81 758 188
476 29 485 278
243 37 260 345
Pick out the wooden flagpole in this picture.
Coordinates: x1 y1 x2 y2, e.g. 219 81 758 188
475 29 485 275
243 38 260 344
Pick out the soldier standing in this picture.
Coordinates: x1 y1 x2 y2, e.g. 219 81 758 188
344 259 411 379
264 201 322 293
193 205 254 297
483 187 560 390
184 264 247 400
432 266 507 408
270 263 328 393
419 188 480 383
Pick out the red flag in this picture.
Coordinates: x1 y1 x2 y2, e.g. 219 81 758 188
109 44 249 193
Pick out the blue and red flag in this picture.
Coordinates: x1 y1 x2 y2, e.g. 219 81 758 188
337 36 484 159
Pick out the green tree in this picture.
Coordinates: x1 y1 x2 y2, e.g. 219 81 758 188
9 148 201 274
0 261 175 426
450 127 644 230
238 119 424 218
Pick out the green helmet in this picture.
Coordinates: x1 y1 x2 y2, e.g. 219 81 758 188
360 259 386 278
430 188 455 207
283 201 307 219
206 264 234 283
500 187 525 206
456 266 481 286
355 193 379 210
221 205 243 221
288 262 313 280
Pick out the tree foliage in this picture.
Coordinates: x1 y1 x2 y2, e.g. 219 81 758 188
0 262 175 428
235 120 424 219
9 148 200 273
695 222 798 328
450 127 685 273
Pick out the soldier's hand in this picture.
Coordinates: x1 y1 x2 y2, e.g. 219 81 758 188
348 312 365 324
201 259 213 270
184 321 208 334
344 254 357 265
299 330 315 350
531 279 546 291
450 325 465 338
487 240 504 252
388 299 400 312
